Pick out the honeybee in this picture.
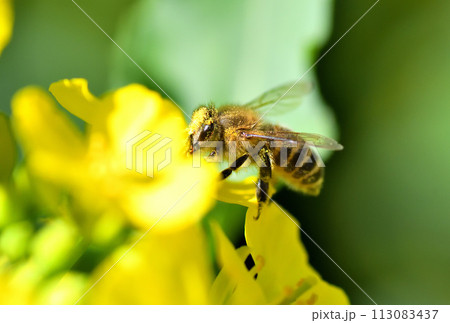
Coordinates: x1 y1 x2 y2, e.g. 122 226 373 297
187 81 343 218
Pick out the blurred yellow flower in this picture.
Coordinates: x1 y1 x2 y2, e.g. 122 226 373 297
11 79 218 232
0 259 41 304
0 0 13 55
0 216 88 304
0 261 89 305
212 198 349 305
84 224 213 304
3 79 221 304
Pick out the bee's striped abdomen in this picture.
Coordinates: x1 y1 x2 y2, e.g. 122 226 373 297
272 143 324 195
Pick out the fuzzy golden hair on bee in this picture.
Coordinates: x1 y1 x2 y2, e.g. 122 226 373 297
187 104 221 154
188 104 217 134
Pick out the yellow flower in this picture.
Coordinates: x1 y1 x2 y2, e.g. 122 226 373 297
4 79 221 304
11 79 218 232
212 193 349 305
84 224 213 304
0 0 13 55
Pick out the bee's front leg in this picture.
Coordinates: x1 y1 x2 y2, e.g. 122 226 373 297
255 149 272 220
220 154 249 180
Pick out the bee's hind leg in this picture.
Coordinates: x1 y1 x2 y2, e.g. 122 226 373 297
255 150 272 220
220 154 249 180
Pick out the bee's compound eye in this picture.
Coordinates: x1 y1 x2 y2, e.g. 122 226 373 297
199 124 214 141
203 124 213 134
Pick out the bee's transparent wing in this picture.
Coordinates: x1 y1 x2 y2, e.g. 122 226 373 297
244 81 312 114
243 130 343 151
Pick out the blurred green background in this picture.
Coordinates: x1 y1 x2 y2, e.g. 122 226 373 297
1 0 449 304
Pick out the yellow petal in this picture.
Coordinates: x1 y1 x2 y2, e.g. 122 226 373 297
245 202 349 304
123 158 217 232
26 151 87 190
216 176 277 208
107 85 187 157
86 224 213 304
245 203 310 300
32 80 218 232
0 113 16 182
216 177 258 208
96 83 217 231
0 0 13 55
49 79 187 159
294 279 349 305
11 86 85 158
211 222 266 304
49 79 108 126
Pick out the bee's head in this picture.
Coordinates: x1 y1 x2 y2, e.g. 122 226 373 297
187 105 220 154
